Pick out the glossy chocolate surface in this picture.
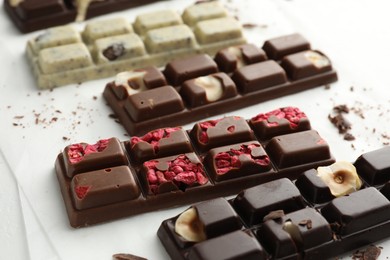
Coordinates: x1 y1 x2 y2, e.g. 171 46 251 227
104 34 337 136
55 107 335 227
4 0 162 33
158 154 390 260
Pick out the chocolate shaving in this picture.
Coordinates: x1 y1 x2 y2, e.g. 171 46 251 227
344 133 356 141
328 113 351 134
112 253 147 260
263 210 285 221
103 43 125 61
13 115 24 119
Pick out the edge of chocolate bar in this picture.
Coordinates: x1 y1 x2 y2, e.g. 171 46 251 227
3 0 162 33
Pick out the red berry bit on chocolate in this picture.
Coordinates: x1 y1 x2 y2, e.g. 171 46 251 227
130 127 181 153
198 119 223 144
68 139 109 164
250 107 311 140
75 185 91 200
143 154 208 195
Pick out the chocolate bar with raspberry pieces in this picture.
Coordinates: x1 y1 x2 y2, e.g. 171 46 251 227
55 107 335 227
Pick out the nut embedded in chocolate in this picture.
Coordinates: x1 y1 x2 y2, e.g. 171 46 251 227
103 43 125 61
175 207 207 242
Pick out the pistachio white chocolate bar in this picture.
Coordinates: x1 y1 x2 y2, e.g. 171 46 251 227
26 1 246 89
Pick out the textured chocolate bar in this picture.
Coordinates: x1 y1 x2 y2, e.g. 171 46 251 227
4 0 164 33
25 1 246 89
55 107 335 227
104 33 338 136
158 146 390 259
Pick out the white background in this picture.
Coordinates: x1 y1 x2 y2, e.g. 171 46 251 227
1 0 390 259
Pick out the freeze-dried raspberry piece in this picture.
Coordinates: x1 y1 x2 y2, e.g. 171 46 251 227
198 118 222 143
143 154 208 194
130 127 181 153
251 107 306 128
74 186 91 200
215 144 270 175
68 139 110 164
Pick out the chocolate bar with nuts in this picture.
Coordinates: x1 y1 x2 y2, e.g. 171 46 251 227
158 147 390 259
55 107 335 227
104 33 338 136
25 1 246 89
4 0 163 33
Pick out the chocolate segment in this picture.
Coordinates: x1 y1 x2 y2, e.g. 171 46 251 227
179 72 237 108
249 107 311 140
124 86 184 122
281 50 332 80
164 55 219 86
128 128 193 163
262 33 311 60
193 198 242 239
55 108 335 227
189 116 255 152
354 146 390 185
187 230 266 260
63 138 128 178
232 60 288 93
204 141 272 182
321 187 390 235
295 169 334 204
265 130 331 169
71 166 140 210
259 208 333 259
233 178 306 226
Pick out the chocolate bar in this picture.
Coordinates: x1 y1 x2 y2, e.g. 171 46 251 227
4 0 164 33
158 146 390 259
55 107 335 227
103 33 338 136
25 1 246 89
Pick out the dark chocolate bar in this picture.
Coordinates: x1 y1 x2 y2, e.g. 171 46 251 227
4 0 162 33
103 33 338 136
55 107 335 227
25 1 246 89
158 146 390 259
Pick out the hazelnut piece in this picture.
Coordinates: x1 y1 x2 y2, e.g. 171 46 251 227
114 70 147 95
174 207 206 242
317 161 362 197
304 51 330 68
194 75 223 102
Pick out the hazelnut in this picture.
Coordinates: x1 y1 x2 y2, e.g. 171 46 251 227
304 50 330 68
227 46 245 69
174 207 206 242
317 161 362 197
283 220 303 245
194 75 223 102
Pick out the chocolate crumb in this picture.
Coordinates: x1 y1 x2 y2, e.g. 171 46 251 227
333 104 350 113
62 136 70 141
242 23 268 29
328 113 351 133
344 133 356 141
352 245 381 260
109 113 118 119
112 253 147 260
14 115 24 119
93 96 98 100
13 123 18 126
350 86 354 92
263 210 285 221
324 84 331 89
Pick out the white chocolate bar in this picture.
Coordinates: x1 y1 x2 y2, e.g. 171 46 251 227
26 1 246 89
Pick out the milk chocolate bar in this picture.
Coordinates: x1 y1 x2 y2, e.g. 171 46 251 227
3 0 163 33
25 1 246 89
55 107 335 227
158 146 390 259
104 33 338 136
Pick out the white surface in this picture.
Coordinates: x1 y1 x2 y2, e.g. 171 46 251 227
1 0 390 259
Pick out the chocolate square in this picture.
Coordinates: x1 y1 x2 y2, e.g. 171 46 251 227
262 33 311 60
